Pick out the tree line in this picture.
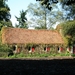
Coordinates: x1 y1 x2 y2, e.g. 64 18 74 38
0 0 75 30
0 0 75 45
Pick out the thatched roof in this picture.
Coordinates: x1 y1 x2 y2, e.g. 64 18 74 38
2 27 64 45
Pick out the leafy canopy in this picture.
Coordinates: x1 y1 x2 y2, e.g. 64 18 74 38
27 2 64 29
0 0 13 30
36 0 75 20
15 10 28 29
61 20 75 45
0 0 10 21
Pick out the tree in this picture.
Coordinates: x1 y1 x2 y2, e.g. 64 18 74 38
27 3 64 29
36 0 58 10
61 20 75 46
36 0 75 21
15 10 28 29
28 3 47 29
0 0 10 21
36 0 75 6
61 0 75 5
63 5 75 20
0 0 12 30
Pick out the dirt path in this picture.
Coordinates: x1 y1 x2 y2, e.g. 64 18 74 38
0 57 75 75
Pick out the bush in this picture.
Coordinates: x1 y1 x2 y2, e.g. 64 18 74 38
71 54 75 57
0 44 11 52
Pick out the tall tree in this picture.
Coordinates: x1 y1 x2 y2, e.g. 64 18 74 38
0 0 12 30
60 0 75 5
61 20 75 46
15 10 28 29
36 0 75 21
36 0 58 10
0 0 10 21
36 0 75 6
63 5 75 20
28 3 52 29
27 3 65 29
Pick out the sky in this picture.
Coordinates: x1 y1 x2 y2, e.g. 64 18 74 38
7 0 36 26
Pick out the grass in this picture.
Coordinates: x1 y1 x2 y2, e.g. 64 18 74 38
0 48 72 58
7 51 71 58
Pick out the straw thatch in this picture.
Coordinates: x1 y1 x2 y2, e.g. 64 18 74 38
2 27 64 45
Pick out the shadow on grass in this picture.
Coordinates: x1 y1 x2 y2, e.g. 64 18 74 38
0 58 75 75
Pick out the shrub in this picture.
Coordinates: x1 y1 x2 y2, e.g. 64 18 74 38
0 44 11 52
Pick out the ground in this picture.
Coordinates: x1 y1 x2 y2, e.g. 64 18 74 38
0 57 75 75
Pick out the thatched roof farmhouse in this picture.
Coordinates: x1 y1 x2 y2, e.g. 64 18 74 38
2 27 64 45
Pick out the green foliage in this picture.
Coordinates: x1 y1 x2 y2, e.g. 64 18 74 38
8 50 71 58
0 44 10 52
37 0 58 11
59 52 71 56
65 5 75 20
0 21 13 30
0 23 3 31
28 3 63 29
25 43 38 51
36 0 75 6
36 0 75 21
0 0 12 30
0 0 10 21
61 20 75 45
15 10 28 29
62 20 75 36
61 0 75 5
1 21 12 27
71 54 75 57
28 3 48 29
0 43 11 57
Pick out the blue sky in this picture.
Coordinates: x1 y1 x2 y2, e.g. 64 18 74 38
7 0 36 26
